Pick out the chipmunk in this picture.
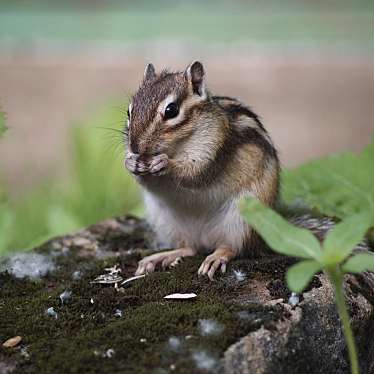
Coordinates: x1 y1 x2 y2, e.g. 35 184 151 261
124 61 316 279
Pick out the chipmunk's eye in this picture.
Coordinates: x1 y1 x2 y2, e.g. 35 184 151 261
164 102 179 120
127 108 130 119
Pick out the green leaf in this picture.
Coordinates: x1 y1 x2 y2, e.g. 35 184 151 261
0 111 7 137
286 260 322 293
241 198 322 260
342 253 374 274
282 134 374 220
323 212 373 264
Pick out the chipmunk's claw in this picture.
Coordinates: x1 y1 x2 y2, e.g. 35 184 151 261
149 154 169 175
124 154 149 175
135 248 195 276
198 247 235 280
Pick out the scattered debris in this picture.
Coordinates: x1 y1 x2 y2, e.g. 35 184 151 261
91 264 123 285
114 309 122 318
168 336 182 352
288 292 300 306
59 290 72 305
232 269 247 282
104 264 121 274
2 336 22 348
164 293 197 300
93 348 115 358
121 274 146 286
105 349 115 358
198 319 224 336
0 253 55 279
91 273 123 284
46 307 58 319
192 351 217 371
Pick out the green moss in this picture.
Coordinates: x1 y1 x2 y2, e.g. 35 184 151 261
0 248 287 374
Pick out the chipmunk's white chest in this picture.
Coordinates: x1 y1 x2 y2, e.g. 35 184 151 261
142 184 249 253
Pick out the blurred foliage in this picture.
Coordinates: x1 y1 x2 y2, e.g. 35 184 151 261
0 112 7 137
0 2 373 48
282 135 374 220
0 105 140 255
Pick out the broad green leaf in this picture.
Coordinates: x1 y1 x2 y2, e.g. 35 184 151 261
286 260 322 293
282 134 374 220
241 198 322 260
342 253 374 274
323 212 373 264
0 111 7 137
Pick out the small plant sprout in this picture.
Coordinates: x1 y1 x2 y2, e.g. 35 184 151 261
241 197 374 374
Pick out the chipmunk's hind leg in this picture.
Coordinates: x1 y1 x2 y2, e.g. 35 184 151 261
198 246 237 280
135 247 196 276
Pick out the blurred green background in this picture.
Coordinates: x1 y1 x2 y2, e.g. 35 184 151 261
0 0 373 254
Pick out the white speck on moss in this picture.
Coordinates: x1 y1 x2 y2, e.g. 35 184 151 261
192 351 217 371
114 309 122 318
60 290 72 305
168 336 182 351
0 252 55 279
198 319 224 336
232 269 247 282
72 270 82 280
46 307 58 319
288 292 300 306
105 349 115 358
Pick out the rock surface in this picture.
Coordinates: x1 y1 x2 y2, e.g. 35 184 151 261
0 216 373 374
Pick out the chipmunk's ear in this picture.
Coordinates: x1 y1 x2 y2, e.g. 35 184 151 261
185 61 206 97
143 63 156 81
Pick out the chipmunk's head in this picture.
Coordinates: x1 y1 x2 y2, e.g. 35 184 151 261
125 61 208 159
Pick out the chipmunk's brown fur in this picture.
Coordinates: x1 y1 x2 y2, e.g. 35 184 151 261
125 61 280 279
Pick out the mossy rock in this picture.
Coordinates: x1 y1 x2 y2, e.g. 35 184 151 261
1 216 374 374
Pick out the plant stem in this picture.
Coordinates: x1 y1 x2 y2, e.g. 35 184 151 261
327 268 359 374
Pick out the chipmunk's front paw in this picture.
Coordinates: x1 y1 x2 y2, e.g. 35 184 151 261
135 247 195 276
198 247 236 280
124 153 149 175
149 154 169 175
